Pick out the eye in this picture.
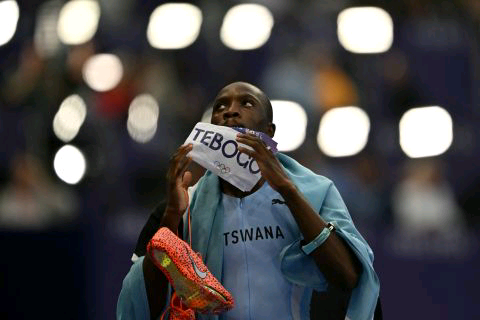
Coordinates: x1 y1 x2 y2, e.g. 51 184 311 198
242 100 254 107
214 103 226 112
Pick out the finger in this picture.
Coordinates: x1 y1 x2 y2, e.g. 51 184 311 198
236 135 266 152
236 132 260 140
237 147 255 158
181 171 192 189
236 133 265 145
173 144 193 161
175 156 193 180
170 145 193 170
168 144 192 180
173 156 191 178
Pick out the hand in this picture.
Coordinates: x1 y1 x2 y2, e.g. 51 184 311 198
165 144 193 216
236 133 293 192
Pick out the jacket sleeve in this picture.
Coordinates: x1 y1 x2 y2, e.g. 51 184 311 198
280 183 380 320
116 256 150 320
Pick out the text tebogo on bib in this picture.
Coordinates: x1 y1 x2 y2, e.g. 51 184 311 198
184 123 277 192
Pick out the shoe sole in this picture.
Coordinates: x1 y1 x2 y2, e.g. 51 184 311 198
153 249 229 313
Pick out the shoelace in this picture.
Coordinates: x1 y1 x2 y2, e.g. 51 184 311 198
185 188 192 247
160 292 193 320
160 189 195 320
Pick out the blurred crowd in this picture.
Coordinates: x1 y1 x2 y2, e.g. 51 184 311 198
0 0 479 318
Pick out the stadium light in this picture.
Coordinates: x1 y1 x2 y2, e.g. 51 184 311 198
53 95 87 142
147 3 202 49
0 1 20 47
399 106 453 158
82 53 124 92
317 106 370 157
220 4 274 50
271 100 307 152
337 7 393 54
53 145 87 184
57 0 100 45
127 94 160 143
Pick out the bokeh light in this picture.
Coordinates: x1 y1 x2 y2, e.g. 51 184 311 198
0 0 20 47
53 145 87 184
220 4 274 50
34 0 61 57
82 53 124 92
400 106 453 158
127 94 159 143
337 7 393 54
53 95 87 142
271 100 307 152
57 0 101 45
147 3 202 49
317 106 370 157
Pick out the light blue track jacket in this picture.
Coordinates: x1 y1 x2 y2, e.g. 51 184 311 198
117 153 379 320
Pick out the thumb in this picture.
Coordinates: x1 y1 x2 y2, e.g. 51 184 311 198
181 171 192 189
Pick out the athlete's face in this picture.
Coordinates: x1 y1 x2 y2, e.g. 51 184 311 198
211 82 275 137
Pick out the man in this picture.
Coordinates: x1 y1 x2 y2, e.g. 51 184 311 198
117 82 380 320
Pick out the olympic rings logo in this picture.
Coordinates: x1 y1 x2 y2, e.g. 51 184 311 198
214 161 230 174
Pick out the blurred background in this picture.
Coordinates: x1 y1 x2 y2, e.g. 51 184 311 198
0 0 479 319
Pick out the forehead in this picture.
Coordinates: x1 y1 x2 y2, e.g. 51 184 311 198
215 83 263 101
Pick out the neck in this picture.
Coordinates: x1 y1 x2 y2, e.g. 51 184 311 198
220 178 266 198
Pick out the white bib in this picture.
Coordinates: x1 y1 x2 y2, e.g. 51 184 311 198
184 123 277 192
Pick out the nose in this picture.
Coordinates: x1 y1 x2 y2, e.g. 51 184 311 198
222 101 241 119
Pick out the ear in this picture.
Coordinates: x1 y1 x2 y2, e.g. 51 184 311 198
267 122 276 138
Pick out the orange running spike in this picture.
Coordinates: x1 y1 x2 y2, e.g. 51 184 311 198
148 227 234 314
